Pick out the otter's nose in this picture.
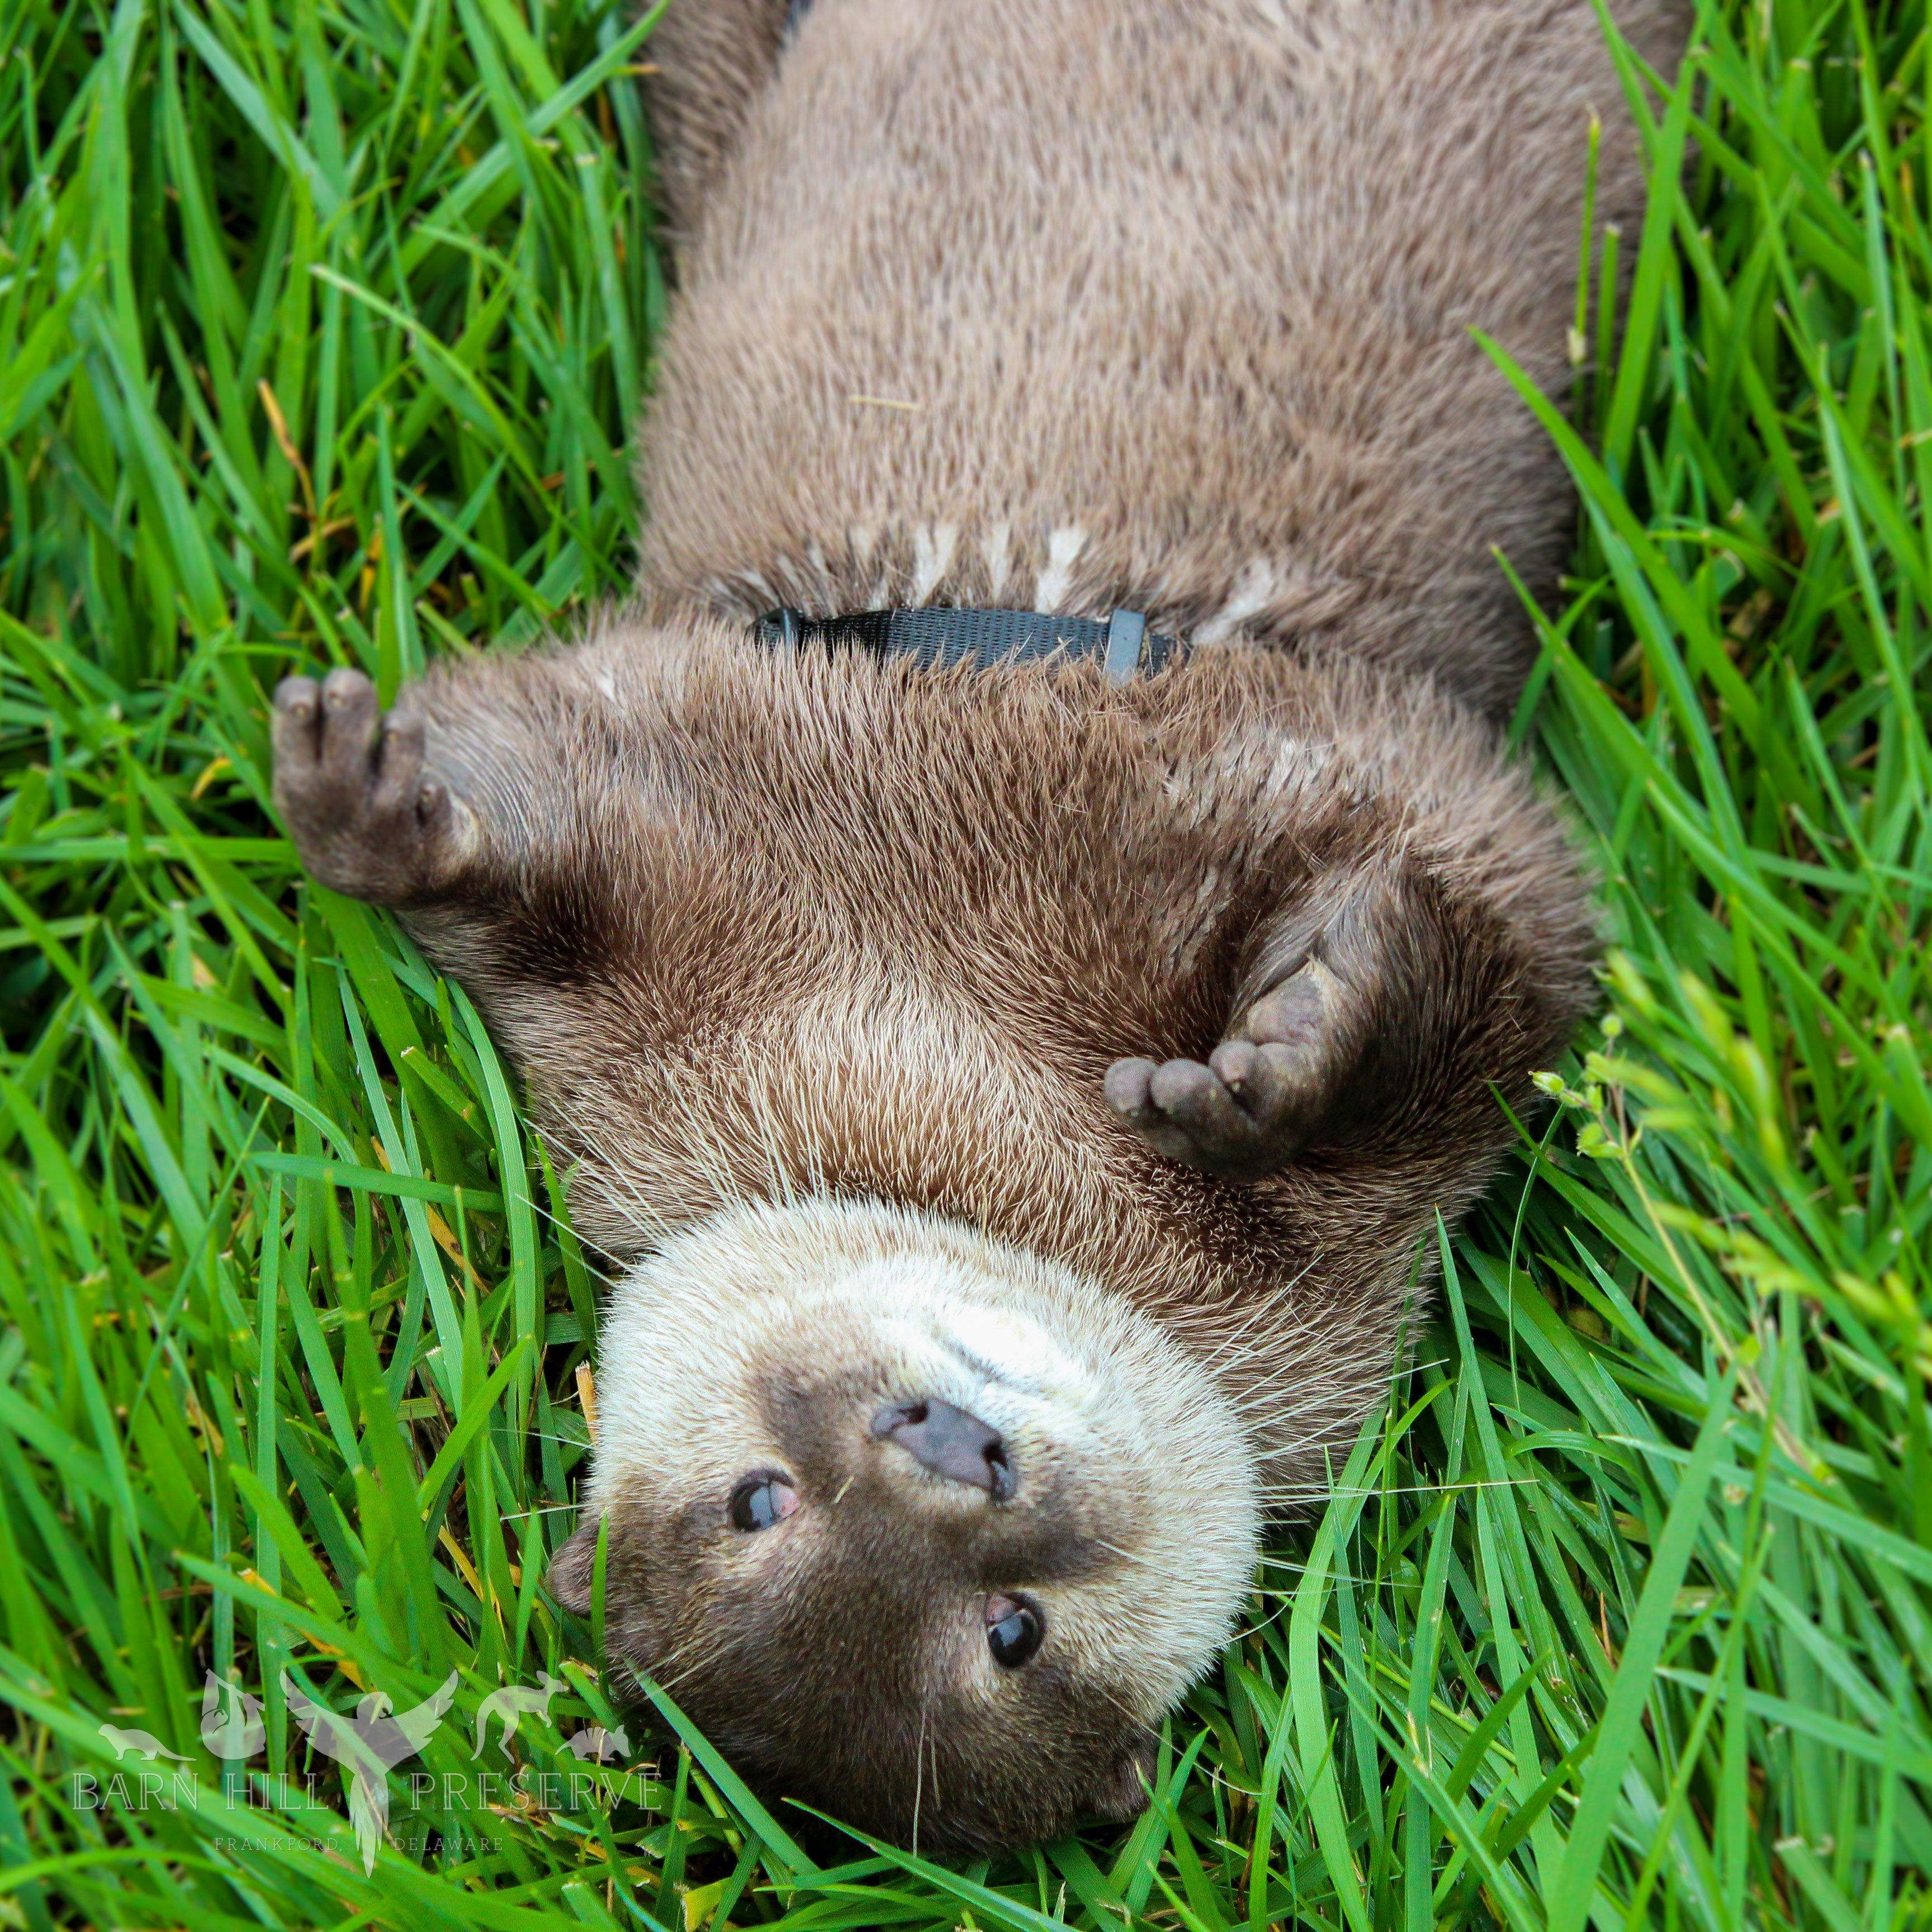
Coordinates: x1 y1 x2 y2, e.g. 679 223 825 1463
872 1398 1014 1501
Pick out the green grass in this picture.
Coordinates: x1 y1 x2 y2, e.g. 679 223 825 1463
0 0 1926 1925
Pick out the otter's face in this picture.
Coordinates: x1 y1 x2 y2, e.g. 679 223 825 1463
547 1197 1257 1852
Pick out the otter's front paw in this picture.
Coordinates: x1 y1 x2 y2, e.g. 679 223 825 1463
1105 959 1365 1180
273 667 470 905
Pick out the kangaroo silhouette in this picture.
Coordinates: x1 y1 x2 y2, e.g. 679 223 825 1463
471 1671 566 1759
97 1724 191 1763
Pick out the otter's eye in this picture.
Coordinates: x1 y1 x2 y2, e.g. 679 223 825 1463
986 1593 1044 1668
729 1476 798 1531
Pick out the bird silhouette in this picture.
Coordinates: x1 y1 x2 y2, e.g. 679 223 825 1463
283 1670 459 1873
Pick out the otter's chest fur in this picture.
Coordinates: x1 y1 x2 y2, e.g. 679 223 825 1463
396 620 1587 1474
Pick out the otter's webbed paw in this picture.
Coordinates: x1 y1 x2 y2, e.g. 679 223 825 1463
1105 955 1372 1180
273 667 471 905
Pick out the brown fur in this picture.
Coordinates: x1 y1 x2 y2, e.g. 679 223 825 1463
272 0 1684 1850
286 630 1594 1431
544 1196 1233 1853
638 0 1684 716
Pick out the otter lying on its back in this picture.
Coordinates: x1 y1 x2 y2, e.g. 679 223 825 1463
274 0 1683 1852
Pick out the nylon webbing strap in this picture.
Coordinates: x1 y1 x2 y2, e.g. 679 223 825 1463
752 607 1182 681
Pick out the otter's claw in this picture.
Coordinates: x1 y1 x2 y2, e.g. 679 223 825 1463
1105 958 1363 1179
272 666 467 905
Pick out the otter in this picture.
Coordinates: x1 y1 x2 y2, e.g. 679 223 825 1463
273 0 1683 1853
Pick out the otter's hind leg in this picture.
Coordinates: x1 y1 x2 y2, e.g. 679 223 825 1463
644 0 791 244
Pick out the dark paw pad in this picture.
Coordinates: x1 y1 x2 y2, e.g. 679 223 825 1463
272 667 468 904
1105 959 1362 1178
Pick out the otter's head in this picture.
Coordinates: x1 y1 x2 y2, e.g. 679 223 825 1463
547 1196 1257 1852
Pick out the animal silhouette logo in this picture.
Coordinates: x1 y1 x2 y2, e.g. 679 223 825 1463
199 1675 266 1759
96 1724 191 1763
471 1670 566 1759
283 1670 458 1873
564 1723 630 1763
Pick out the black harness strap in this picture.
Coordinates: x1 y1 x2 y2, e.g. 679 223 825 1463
752 606 1182 681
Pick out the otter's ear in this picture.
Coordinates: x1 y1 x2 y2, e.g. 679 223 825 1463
1090 1731 1159 1824
547 1519 604 1616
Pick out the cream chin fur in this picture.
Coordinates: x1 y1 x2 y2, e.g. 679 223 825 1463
589 1192 1261 1713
